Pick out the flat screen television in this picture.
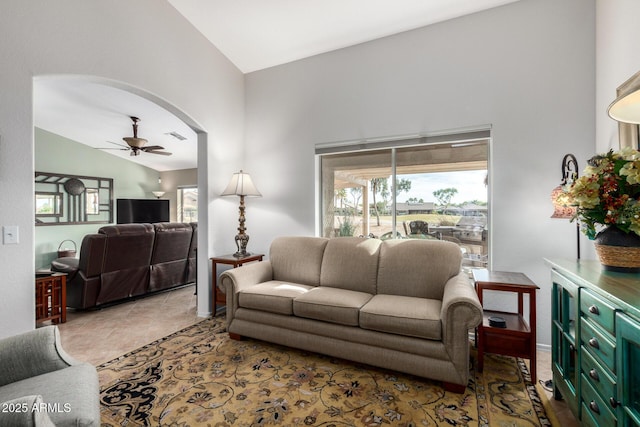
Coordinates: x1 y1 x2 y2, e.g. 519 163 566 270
117 199 170 224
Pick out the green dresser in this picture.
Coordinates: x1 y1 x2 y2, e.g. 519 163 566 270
547 259 640 426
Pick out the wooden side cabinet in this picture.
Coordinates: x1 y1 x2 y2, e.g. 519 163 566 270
616 312 640 426
472 269 539 383
35 272 67 325
210 254 264 316
551 270 580 416
547 258 640 425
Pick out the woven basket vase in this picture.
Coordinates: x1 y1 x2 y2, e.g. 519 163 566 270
594 227 640 273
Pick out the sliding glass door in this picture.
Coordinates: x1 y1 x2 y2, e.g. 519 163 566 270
318 131 490 266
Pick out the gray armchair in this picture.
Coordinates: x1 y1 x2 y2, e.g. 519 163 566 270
0 326 100 426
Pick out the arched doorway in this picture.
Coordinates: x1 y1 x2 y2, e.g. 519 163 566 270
33 74 210 314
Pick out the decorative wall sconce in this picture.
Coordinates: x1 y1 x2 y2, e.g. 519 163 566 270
152 191 166 199
550 154 580 259
221 170 262 257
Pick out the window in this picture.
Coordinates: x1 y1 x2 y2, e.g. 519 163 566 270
178 186 198 223
317 130 490 267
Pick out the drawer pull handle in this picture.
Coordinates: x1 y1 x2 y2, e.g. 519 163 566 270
589 337 600 349
589 400 600 414
589 369 600 381
589 305 600 315
610 397 620 408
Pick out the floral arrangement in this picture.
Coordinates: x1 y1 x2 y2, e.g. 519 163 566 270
568 147 640 239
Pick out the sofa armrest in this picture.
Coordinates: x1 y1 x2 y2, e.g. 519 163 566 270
440 273 483 348
0 396 56 427
219 260 273 294
219 260 273 320
0 326 80 388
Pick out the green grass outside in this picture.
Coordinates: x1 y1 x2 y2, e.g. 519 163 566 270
376 213 462 226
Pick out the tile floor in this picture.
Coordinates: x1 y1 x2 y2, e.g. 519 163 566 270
55 285 578 426
56 285 201 366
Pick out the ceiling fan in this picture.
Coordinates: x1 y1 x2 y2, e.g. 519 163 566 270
99 116 172 156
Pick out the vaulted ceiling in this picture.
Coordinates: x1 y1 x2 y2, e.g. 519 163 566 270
35 0 520 171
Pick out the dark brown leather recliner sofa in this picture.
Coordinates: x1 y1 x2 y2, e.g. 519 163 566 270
51 222 197 309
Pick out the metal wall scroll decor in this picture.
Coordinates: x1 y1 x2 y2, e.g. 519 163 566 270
35 171 113 226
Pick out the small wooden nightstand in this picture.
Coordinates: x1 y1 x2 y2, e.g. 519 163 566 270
210 253 264 316
472 269 539 382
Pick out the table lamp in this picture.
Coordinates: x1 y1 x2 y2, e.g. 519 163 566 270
221 170 262 257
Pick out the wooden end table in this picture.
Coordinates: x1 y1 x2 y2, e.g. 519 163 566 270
35 272 67 325
472 269 539 382
211 253 264 316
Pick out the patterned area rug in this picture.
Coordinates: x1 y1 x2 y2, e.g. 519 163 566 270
98 318 553 426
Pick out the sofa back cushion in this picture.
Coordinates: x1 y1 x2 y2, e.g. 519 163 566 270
78 233 107 277
377 239 462 299
186 222 198 283
96 223 155 303
270 236 329 286
149 222 193 291
320 237 381 294
150 222 193 264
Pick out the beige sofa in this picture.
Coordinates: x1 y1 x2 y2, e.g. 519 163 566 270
220 236 482 392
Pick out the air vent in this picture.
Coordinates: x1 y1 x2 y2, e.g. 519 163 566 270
166 131 187 141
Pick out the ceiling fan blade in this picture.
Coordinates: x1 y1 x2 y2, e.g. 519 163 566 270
96 147 129 151
106 140 129 148
141 145 165 151
147 150 172 156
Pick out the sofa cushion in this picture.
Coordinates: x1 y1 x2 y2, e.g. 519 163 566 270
293 287 372 326
239 281 315 315
320 237 381 294
360 295 442 340
270 236 329 286
377 239 462 299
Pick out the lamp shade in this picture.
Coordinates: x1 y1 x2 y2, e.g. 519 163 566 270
609 89 640 124
608 70 640 124
550 185 576 219
221 170 262 197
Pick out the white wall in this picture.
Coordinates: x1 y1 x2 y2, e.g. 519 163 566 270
244 0 596 346
0 0 245 338
596 0 640 152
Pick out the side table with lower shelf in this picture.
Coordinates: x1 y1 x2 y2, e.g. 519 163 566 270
211 253 264 316
472 269 539 382
35 271 67 325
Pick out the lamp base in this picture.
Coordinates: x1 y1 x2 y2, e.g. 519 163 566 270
234 232 250 258
233 251 251 258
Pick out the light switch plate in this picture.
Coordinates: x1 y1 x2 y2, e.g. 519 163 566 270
3 225 19 244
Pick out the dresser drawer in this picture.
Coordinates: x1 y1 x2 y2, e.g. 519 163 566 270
581 345 617 409
581 288 616 334
581 317 616 374
581 373 617 427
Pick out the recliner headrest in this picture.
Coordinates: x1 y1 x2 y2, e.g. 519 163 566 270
98 223 154 236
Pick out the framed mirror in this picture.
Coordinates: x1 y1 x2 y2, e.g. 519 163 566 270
86 188 100 215
35 172 113 226
35 192 62 217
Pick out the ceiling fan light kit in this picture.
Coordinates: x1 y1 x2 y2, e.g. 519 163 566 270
122 116 148 149
98 116 172 157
